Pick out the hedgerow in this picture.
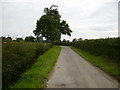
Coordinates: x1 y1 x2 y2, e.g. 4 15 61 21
54 41 71 46
72 37 120 62
2 41 52 88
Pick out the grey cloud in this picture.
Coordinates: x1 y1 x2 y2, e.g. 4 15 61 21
73 1 118 33
2 2 44 37
88 2 117 23
1 0 118 40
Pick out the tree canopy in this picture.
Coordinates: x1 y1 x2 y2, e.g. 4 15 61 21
33 5 72 43
25 36 35 42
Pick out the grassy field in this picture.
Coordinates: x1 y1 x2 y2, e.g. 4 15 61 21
10 46 61 88
70 46 119 81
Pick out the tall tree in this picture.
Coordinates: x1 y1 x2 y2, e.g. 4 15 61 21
33 5 72 43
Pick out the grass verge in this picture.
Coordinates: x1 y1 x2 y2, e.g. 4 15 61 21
10 46 61 88
70 46 119 81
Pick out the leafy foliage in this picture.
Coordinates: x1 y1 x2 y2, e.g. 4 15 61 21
72 37 120 80
71 46 120 81
2 36 12 42
72 37 120 62
11 46 61 88
16 38 23 42
33 5 72 43
54 39 71 46
2 41 52 88
72 38 77 42
25 36 35 42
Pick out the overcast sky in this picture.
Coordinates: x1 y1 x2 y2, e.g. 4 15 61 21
0 0 119 41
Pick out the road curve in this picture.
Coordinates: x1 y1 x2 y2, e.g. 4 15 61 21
47 46 119 88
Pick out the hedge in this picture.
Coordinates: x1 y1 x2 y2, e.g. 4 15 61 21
2 41 52 88
72 37 120 62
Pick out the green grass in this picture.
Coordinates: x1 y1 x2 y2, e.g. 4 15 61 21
3 41 52 88
70 46 119 81
10 46 61 88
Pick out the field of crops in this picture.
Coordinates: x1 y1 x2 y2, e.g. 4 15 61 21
72 37 120 62
2 41 52 88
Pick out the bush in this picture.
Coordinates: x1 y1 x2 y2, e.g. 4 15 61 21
72 37 120 62
54 41 71 46
2 41 52 88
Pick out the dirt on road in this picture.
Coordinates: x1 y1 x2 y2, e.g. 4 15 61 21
47 46 119 88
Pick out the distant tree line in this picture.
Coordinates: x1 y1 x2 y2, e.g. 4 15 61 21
1 36 43 42
1 36 76 44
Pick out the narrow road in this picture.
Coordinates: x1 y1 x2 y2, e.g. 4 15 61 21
47 46 119 88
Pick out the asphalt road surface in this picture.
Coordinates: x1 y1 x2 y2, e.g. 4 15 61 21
47 46 119 88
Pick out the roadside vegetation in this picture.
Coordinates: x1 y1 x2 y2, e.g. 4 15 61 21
72 37 119 62
71 37 120 81
2 40 52 88
2 3 72 86
10 46 61 88
2 4 119 89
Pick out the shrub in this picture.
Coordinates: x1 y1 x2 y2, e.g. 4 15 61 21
2 41 52 88
72 37 120 62
54 41 71 46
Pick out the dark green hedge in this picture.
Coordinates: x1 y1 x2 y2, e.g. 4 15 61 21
2 41 52 88
54 41 71 46
72 37 120 62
